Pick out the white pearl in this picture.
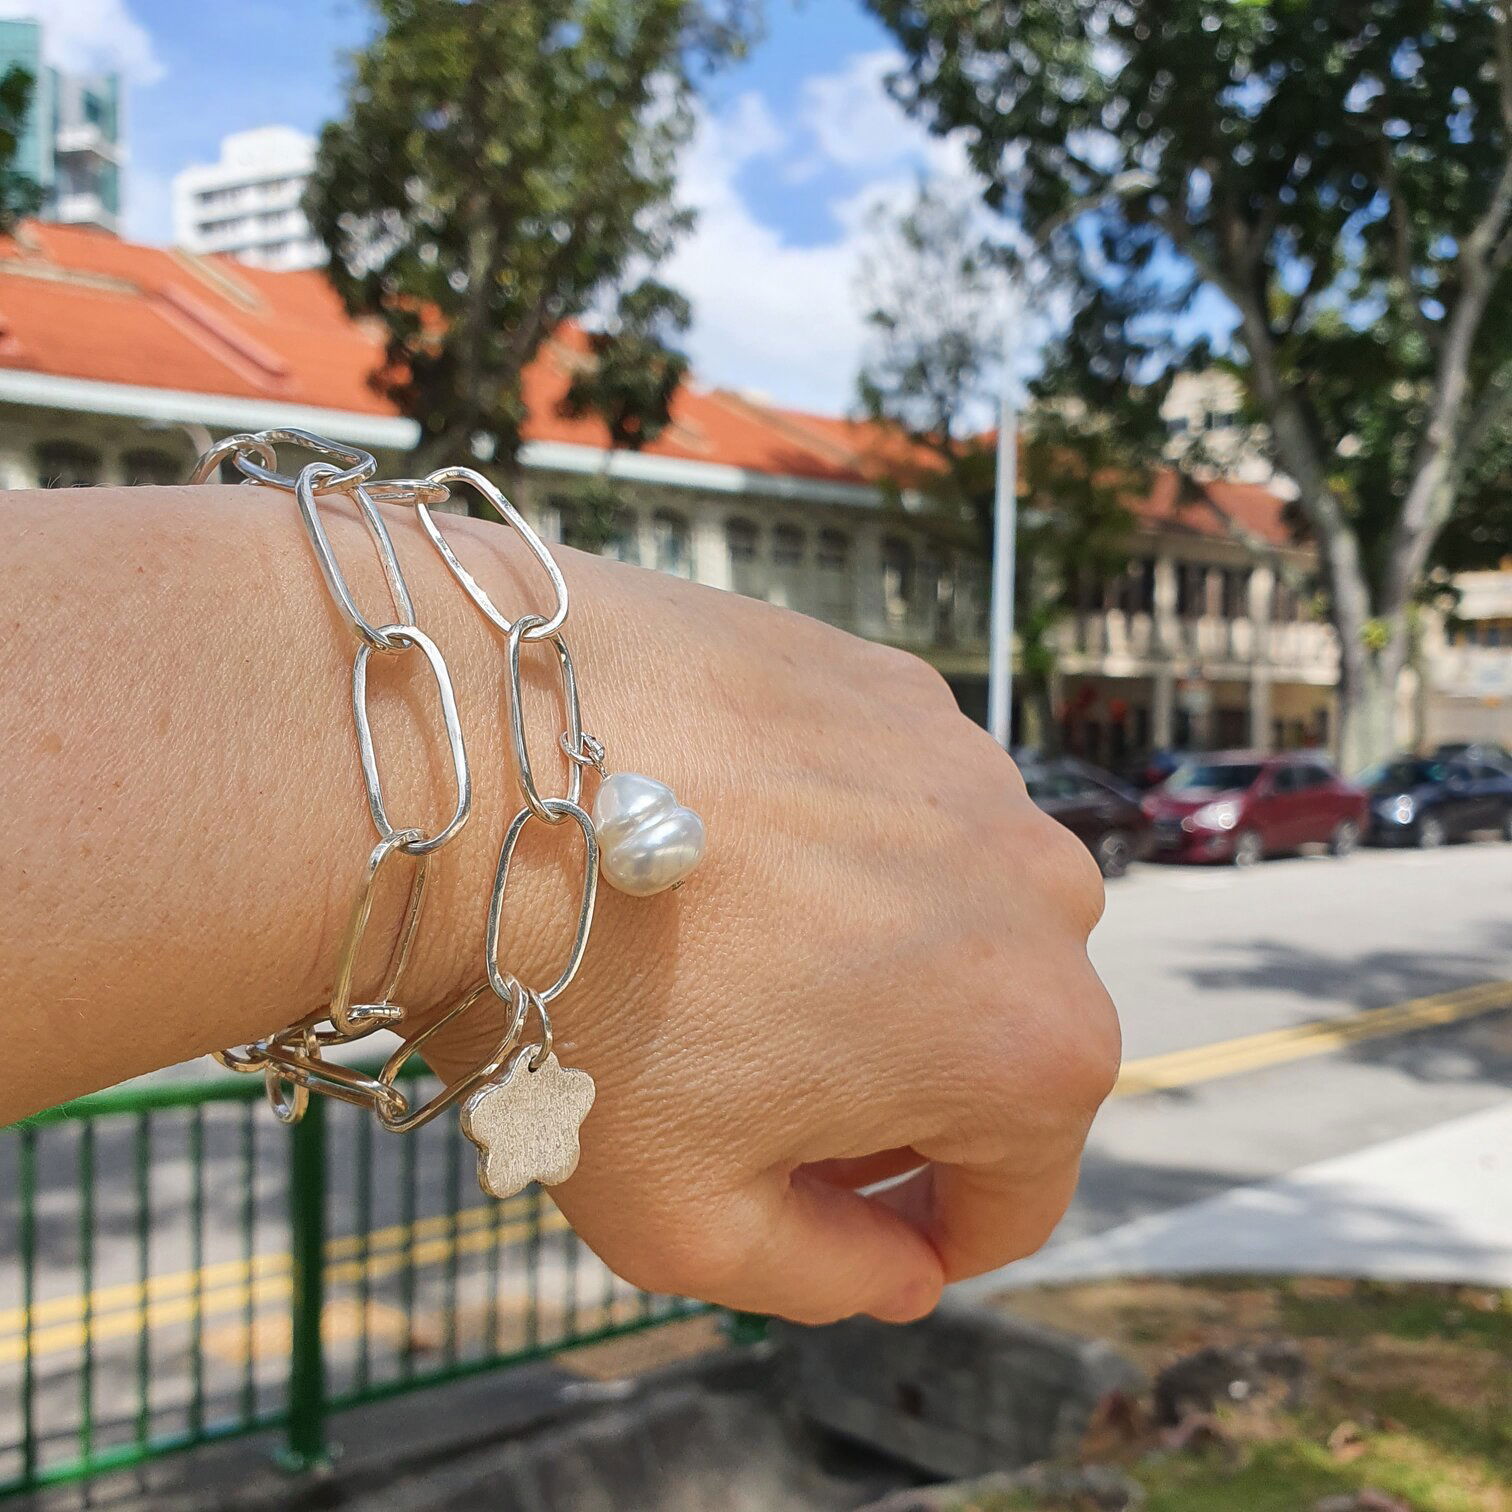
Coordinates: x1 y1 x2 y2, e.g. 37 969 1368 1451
592 772 706 897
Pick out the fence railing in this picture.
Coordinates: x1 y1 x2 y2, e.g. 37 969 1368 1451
0 1065 704 1497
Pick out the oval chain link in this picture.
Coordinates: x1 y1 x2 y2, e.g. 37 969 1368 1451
416 466 569 642
295 462 416 652
506 613 584 823
486 798 599 1009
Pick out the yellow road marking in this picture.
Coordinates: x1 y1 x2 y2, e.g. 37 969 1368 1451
1114 979 1512 1096
0 1192 535 1337
0 1205 574 1364
5 979 1508 1362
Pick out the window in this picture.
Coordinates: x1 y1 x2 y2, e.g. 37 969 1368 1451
555 497 639 564
726 517 762 597
817 528 850 573
37 442 101 488
772 524 804 567
651 510 691 578
726 517 758 563
1175 562 1207 618
882 536 916 626
1117 558 1156 615
123 448 180 487
1221 567 1251 620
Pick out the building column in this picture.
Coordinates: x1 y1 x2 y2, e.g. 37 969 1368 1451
1248 563 1275 750
854 526 889 641
1153 667 1175 747
1153 553 1177 653
1151 553 1178 745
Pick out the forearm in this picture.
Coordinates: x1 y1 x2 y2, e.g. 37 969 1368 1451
0 481 668 1121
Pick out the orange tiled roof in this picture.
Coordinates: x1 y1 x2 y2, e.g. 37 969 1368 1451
0 221 1298 548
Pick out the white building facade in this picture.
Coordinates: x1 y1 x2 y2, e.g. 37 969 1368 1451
172 127 325 271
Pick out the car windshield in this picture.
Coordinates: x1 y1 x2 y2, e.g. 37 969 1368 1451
1360 759 1447 790
1164 762 1264 794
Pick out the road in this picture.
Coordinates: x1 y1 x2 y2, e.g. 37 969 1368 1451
1058 836 1512 1249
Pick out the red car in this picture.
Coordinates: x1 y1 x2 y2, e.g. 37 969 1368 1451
1142 751 1369 867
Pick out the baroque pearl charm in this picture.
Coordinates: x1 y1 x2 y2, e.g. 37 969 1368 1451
592 771 706 896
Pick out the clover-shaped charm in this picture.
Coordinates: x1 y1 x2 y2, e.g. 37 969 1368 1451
460 1049 596 1200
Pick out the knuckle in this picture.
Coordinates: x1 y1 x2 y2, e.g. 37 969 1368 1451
874 643 955 706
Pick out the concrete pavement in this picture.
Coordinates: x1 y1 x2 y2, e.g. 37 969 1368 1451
982 1099 1512 1291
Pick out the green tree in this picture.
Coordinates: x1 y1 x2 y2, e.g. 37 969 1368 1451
0 65 42 231
306 0 752 490
869 0 1512 770
856 188 1138 749
558 279 691 550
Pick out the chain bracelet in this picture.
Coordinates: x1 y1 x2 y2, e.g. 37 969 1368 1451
192 428 707 1199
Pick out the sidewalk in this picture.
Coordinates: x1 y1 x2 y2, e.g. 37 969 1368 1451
968 1098 1512 1293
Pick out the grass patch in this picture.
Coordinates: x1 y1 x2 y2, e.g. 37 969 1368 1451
990 1277 1511 1512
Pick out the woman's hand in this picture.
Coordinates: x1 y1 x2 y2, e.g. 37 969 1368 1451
427 535 1120 1326
2 484 1118 1327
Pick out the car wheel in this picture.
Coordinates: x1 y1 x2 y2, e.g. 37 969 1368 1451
1416 814 1446 849
1502 807 1512 842
1095 829 1134 879
1328 819 1360 858
1232 829 1263 869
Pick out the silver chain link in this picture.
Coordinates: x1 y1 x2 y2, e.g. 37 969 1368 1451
198 429 605 1134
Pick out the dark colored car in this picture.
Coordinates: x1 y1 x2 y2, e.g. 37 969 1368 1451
1022 758 1152 878
1363 755 1512 847
1432 741 1512 776
1142 751 1369 867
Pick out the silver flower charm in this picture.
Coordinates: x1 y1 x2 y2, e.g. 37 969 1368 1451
460 1049 597 1199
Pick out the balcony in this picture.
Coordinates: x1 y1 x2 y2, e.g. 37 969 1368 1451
1430 645 1512 700
1061 610 1338 682
55 124 121 162
51 191 117 232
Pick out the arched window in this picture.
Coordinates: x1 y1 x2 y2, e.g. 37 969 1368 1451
123 448 181 487
725 517 763 598
882 536 916 628
770 523 806 610
37 441 102 488
772 524 804 567
816 528 853 625
651 510 691 578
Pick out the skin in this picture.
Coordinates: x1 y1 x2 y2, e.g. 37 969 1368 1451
0 480 1120 1326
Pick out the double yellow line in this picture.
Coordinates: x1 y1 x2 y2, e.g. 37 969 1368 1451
0 1194 572 1365
1113 979 1512 1096
5 979 1508 1363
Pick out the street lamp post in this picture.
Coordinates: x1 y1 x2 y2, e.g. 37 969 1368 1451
983 170 1154 754
986 314 1020 750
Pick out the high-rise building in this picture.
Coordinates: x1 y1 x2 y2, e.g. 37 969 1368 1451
172 126 325 271
0 17 123 233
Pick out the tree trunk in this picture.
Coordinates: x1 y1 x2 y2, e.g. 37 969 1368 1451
1335 637 1407 776
1029 679 1061 756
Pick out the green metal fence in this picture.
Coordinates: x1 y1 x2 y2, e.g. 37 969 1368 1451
0 1066 704 1497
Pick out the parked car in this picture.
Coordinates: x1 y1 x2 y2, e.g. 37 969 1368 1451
1022 757 1152 878
1362 755 1512 847
1432 741 1512 776
1142 751 1369 867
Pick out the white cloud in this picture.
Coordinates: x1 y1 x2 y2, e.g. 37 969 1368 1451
667 53 991 413
0 0 164 85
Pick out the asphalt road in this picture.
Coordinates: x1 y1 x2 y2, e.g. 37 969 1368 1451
1062 835 1512 1245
